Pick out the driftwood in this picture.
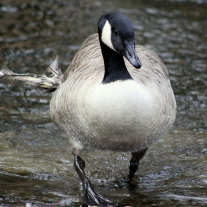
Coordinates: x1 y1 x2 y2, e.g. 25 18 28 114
0 57 63 92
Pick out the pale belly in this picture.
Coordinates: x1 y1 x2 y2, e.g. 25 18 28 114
73 80 171 151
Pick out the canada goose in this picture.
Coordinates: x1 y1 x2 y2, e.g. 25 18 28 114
0 12 176 206
50 12 176 205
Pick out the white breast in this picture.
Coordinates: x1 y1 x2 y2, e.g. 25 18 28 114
86 80 153 123
74 80 164 151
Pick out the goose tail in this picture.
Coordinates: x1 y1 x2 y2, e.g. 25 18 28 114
0 57 63 92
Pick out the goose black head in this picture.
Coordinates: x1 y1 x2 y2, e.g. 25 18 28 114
98 12 142 69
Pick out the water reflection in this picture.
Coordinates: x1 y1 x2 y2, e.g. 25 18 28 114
0 0 206 206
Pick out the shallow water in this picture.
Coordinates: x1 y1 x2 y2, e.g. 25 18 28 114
0 0 206 206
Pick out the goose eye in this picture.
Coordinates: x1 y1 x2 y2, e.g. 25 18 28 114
113 29 119 35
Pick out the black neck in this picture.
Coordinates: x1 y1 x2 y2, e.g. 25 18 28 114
99 40 132 84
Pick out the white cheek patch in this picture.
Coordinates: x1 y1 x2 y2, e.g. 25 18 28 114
101 20 116 51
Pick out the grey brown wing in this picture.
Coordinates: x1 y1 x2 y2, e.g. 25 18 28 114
63 33 103 82
126 45 169 85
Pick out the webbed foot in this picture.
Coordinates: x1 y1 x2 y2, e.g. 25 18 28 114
74 156 114 206
128 148 148 181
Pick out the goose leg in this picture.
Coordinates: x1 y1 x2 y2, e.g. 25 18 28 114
74 155 113 206
128 148 148 181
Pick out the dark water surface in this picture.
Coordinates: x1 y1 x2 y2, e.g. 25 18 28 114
0 0 206 206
